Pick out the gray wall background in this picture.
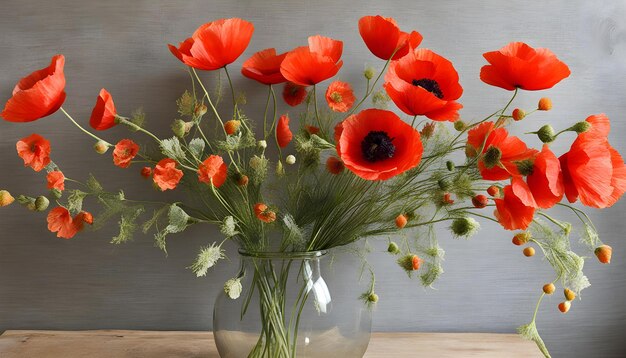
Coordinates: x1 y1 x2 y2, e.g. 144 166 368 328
1 0 625 357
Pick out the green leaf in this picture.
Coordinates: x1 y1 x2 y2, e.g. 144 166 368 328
177 90 196 116
166 204 191 234
142 205 169 234
67 190 88 215
282 214 304 248
160 137 186 162
130 107 145 128
86 174 103 193
188 138 205 159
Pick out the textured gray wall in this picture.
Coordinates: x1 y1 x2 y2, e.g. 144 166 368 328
1 0 625 357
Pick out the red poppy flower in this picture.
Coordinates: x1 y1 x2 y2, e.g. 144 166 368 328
140 166 152 178
336 109 423 181
47 207 78 239
276 114 293 148
76 211 93 225
254 203 276 223
384 49 463 121
198 155 228 188
16 133 51 172
358 15 423 60
153 158 183 191
480 42 570 91
305 125 320 135
282 82 308 106
90 88 117 131
560 114 626 208
526 145 563 209
47 171 65 191
241 48 287 85
113 139 139 168
168 18 254 71
325 81 356 112
1 55 66 122
467 122 538 180
280 35 343 86
494 176 537 230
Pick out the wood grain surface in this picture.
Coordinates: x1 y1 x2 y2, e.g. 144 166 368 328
0 330 541 357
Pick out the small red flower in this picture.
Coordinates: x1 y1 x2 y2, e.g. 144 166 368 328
336 109 423 180
153 158 183 191
16 134 51 172
113 139 139 168
1 55 66 122
77 211 94 225
472 194 488 208
384 49 463 121
560 114 626 208
480 42 570 91
358 15 423 60
168 18 254 71
494 177 537 230
47 171 65 191
282 82 308 107
254 203 276 223
90 88 117 131
198 155 228 188
325 81 356 112
241 48 287 85
527 145 564 209
326 157 345 174
47 207 78 239
280 35 343 86
276 114 293 148
140 167 152 178
467 122 538 180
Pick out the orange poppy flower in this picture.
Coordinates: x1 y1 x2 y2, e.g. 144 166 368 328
276 114 293 148
384 49 463 121
466 122 538 180
526 145 563 209
282 82 308 106
16 133 51 172
480 42 570 91
560 114 626 208
198 155 228 188
254 203 276 223
76 211 94 225
47 207 78 239
1 55 66 122
358 15 423 60
153 158 183 191
168 18 254 71
280 35 343 86
113 139 139 168
494 176 537 230
336 109 423 181
325 81 355 112
47 171 65 191
90 88 117 131
241 48 287 85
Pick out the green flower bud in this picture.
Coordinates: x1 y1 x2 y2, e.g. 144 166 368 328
571 121 591 134
450 217 480 238
453 120 466 131
364 66 375 80
171 119 187 138
387 242 400 254
367 292 379 303
50 188 63 199
17 195 36 211
515 159 535 176
93 140 110 154
286 155 296 165
483 146 502 169
437 178 451 190
258 140 267 149
34 196 50 212
537 124 555 143
446 161 455 171
276 160 285 176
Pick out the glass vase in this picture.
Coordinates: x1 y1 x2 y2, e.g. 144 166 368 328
213 250 372 357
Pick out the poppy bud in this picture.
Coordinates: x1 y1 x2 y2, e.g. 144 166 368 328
364 66 375 80
81 211 94 225
543 283 555 295
224 120 241 135
171 119 188 137
446 161 455 171
397 254 421 272
236 174 249 186
564 288 576 301
395 214 408 229
276 160 285 176
420 122 436 138
538 97 552 111
387 242 400 254
512 108 526 121
512 232 531 246
50 189 62 199
438 179 451 190
34 196 50 212
17 195 36 211
442 192 454 205
537 124 555 143
140 167 152 178
594 245 612 264
367 292 379 303
93 140 110 154
453 120 466 131
487 185 501 197
286 155 296 165
483 146 502 168
411 255 421 270
194 104 208 117
571 121 591 134
558 301 571 313
0 190 15 207
523 246 535 257
258 140 267 149
472 194 488 208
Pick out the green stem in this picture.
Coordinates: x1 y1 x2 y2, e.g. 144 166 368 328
60 107 112 146
191 68 227 137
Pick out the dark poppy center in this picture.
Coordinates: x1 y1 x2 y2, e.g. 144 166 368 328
411 78 444 99
361 131 395 162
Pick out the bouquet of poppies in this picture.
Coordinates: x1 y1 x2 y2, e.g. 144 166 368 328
1 16 623 357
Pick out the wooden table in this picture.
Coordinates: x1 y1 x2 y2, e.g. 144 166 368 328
0 330 540 357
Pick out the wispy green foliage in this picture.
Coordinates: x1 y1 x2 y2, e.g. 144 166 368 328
111 208 145 244
177 90 196 117
130 107 146 128
153 204 194 254
188 243 225 277
67 189 87 214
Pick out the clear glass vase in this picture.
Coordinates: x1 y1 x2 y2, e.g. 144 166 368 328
213 250 372 357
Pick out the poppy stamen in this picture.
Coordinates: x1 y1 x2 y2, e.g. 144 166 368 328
411 78 444 99
361 131 395 162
